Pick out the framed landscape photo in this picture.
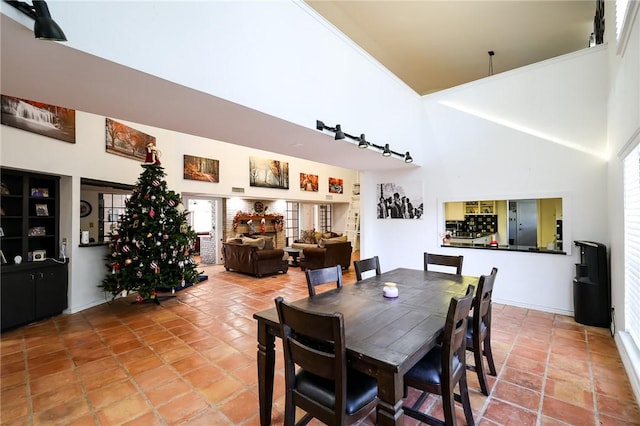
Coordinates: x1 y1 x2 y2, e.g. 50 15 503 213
1 95 76 143
249 157 289 189
183 155 219 182
35 204 49 216
105 118 155 161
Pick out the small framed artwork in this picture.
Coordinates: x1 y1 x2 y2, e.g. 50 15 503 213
300 173 319 192
28 226 46 236
35 204 49 216
328 177 344 194
31 188 49 197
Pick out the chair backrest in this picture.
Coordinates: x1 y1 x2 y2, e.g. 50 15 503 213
274 296 348 423
305 265 344 296
353 256 381 281
441 286 475 382
472 267 498 330
424 252 464 275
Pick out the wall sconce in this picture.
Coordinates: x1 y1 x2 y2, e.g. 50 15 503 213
316 120 413 163
4 0 67 41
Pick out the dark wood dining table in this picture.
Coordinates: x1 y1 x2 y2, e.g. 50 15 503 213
253 267 479 425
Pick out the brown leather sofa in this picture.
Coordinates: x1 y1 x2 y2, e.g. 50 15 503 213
299 241 353 271
222 242 288 278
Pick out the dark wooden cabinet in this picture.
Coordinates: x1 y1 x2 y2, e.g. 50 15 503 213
1 169 67 331
1 260 68 331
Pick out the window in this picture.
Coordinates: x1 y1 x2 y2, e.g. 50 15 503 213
285 201 299 246
318 204 333 232
100 193 130 242
624 143 640 348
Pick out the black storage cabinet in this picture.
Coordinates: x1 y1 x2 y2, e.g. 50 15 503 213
573 240 610 327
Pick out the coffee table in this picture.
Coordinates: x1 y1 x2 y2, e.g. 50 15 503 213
283 247 301 266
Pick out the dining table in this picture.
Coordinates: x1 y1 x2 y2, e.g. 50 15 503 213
253 267 479 425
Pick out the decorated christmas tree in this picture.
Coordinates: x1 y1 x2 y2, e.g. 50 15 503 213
100 145 199 302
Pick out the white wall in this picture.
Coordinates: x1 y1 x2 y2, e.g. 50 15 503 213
361 47 609 315
1 112 357 312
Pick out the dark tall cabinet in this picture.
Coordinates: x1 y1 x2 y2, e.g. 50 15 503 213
573 240 610 328
1 168 68 331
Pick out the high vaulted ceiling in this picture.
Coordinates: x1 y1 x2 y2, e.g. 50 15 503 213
307 1 596 95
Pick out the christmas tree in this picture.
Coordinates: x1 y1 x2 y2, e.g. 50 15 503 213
100 145 199 302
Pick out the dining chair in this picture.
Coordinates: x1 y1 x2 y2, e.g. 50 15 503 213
353 256 381 281
274 296 378 426
305 264 344 296
402 286 475 426
424 252 464 275
466 267 498 396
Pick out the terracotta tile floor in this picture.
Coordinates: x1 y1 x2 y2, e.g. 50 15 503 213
2 259 639 425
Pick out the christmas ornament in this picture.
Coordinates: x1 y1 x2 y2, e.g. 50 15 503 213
149 208 155 218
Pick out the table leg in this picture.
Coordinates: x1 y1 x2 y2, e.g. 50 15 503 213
376 370 405 426
257 321 276 426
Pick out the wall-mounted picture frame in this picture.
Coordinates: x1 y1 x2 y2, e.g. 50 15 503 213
183 154 219 182
80 200 92 218
1 95 76 143
300 173 319 192
328 177 343 194
35 204 49 216
377 181 424 219
249 156 289 189
105 118 155 161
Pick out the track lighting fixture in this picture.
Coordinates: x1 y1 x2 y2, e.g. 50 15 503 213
315 119 413 163
358 134 369 149
5 0 67 41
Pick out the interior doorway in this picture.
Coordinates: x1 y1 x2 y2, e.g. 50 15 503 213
183 196 223 264
508 199 538 248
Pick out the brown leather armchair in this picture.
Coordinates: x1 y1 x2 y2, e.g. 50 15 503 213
300 241 352 271
222 242 288 278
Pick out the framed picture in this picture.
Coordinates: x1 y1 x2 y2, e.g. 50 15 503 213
0 250 6 264
105 118 155 161
300 173 319 192
31 187 49 197
35 204 49 216
249 156 289 189
183 154 219 182
80 200 92 217
328 177 343 194
28 226 46 236
376 181 424 219
1 95 76 143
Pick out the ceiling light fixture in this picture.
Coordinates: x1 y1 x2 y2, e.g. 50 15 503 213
5 0 67 41
316 120 413 163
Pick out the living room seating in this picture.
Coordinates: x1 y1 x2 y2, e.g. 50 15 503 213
222 238 288 278
274 296 378 425
299 241 353 271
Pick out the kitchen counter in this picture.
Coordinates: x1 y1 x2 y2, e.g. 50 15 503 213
443 243 566 255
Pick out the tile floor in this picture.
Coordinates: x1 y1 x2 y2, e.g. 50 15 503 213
1 259 639 425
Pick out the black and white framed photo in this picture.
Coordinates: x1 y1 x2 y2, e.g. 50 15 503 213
376 181 424 219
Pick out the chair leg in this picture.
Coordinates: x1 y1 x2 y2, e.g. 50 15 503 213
284 393 295 426
459 375 475 426
441 384 457 426
474 335 490 396
483 335 497 376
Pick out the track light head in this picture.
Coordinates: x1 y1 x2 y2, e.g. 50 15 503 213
334 124 345 140
316 120 325 131
358 134 369 148
6 1 67 41
404 152 413 163
382 144 391 157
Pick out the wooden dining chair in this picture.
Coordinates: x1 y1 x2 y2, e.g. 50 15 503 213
466 267 498 396
274 296 378 426
305 264 344 296
402 286 475 426
353 256 381 281
424 252 464 275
